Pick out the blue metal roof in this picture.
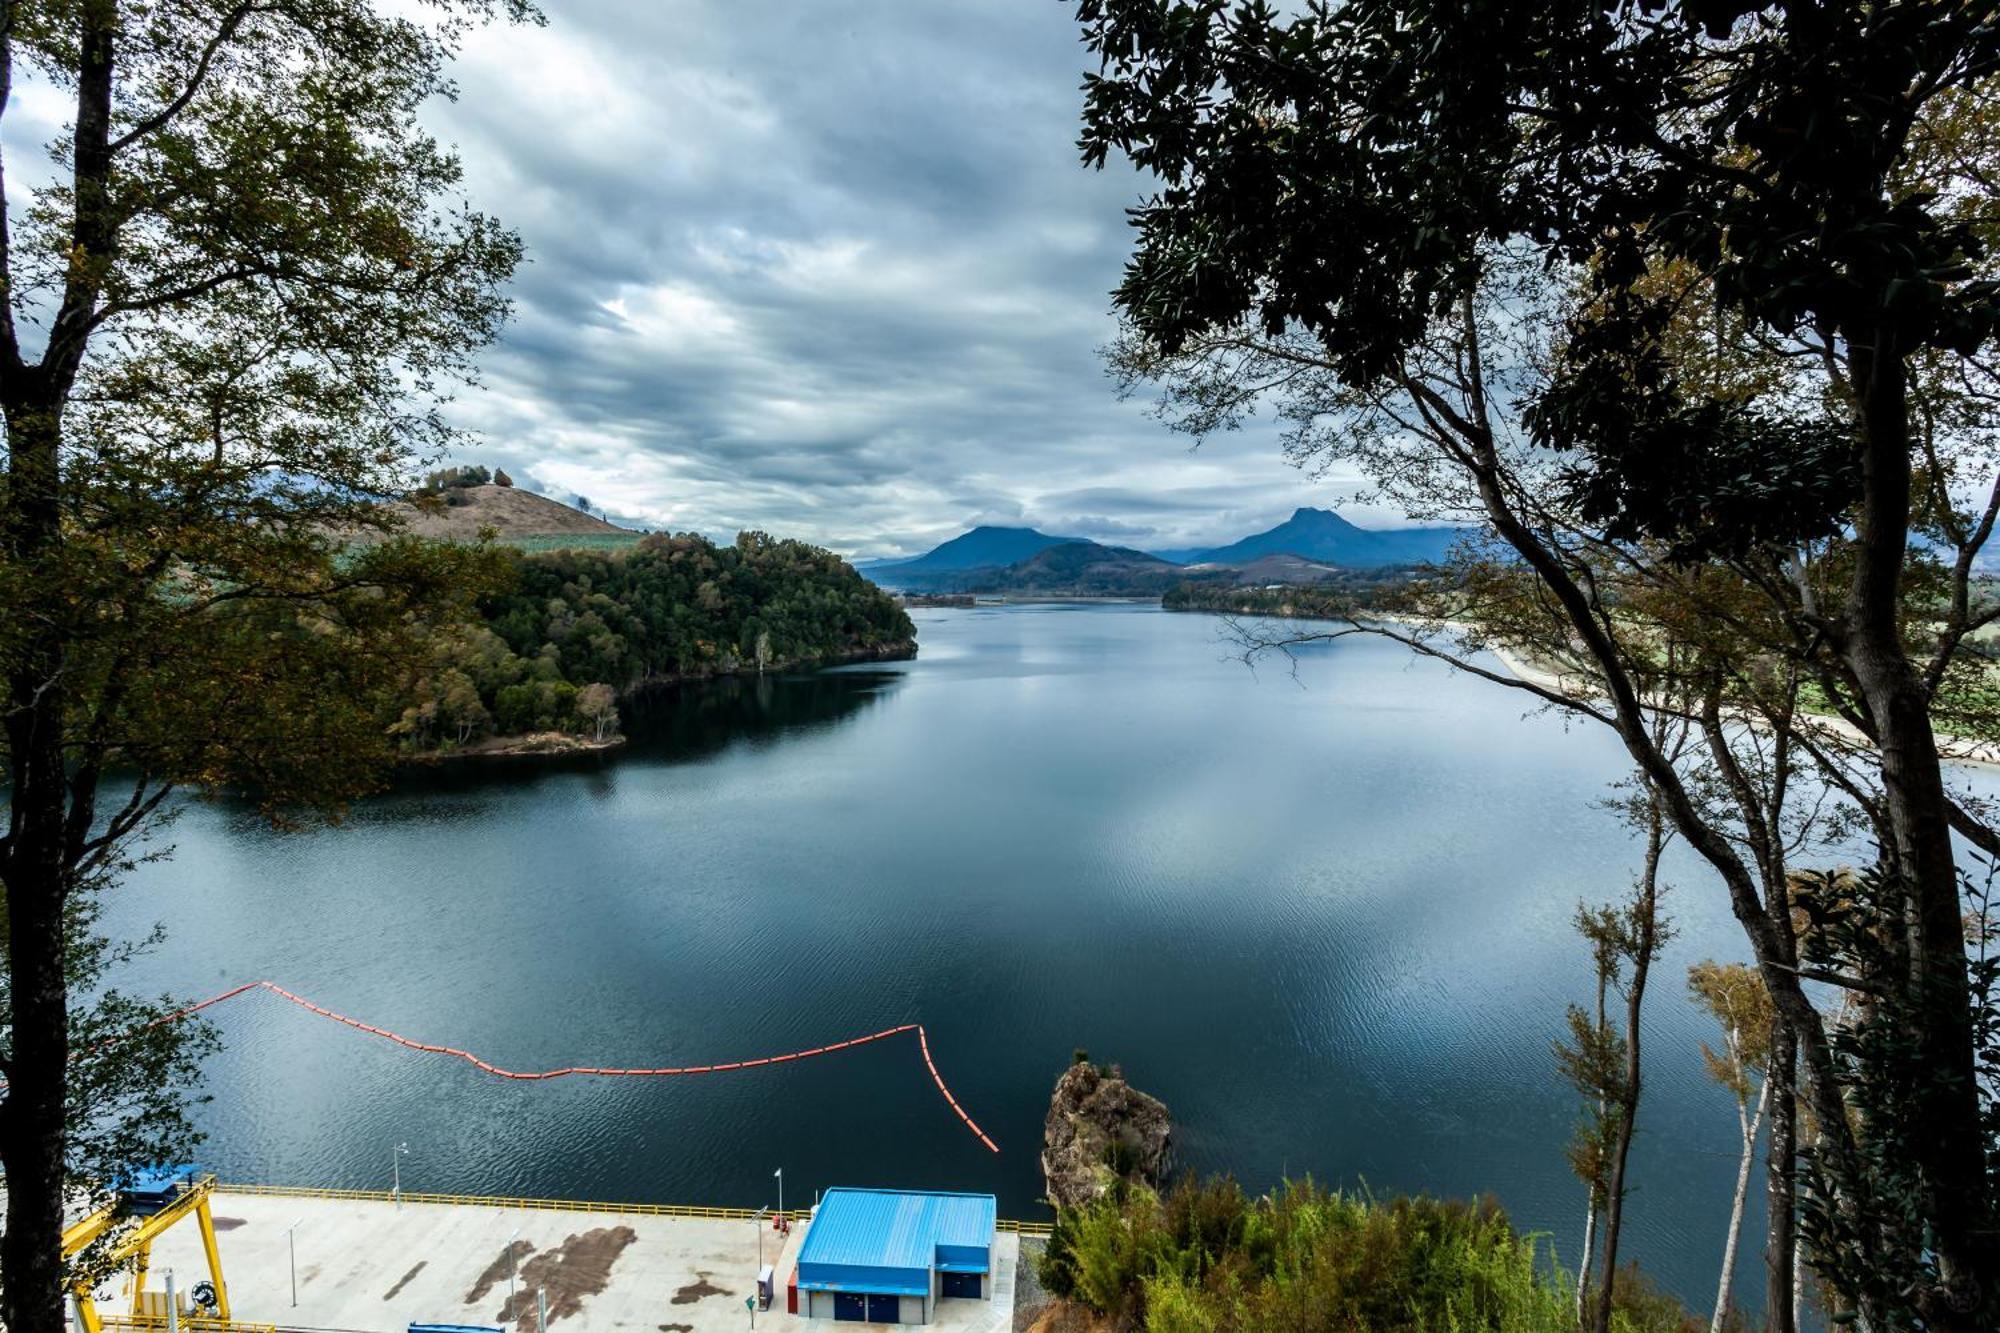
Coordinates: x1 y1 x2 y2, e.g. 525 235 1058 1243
796 1188 996 1294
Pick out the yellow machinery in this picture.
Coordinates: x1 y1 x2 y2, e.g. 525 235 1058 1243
60 1170 248 1333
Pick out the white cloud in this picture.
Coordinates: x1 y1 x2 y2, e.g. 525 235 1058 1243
411 1 1386 557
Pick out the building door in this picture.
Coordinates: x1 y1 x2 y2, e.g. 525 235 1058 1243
866 1292 902 1322
941 1271 981 1298
833 1291 867 1321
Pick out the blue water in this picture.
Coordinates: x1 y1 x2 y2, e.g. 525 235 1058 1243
100 602 1946 1312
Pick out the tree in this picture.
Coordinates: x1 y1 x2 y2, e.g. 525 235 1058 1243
1077 3 2000 1322
1688 960 1777 1332
576 683 619 743
0 3 533 1329
1554 782 1675 1333
494 468 514 488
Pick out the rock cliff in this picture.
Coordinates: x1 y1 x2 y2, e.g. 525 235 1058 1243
1040 1059 1172 1209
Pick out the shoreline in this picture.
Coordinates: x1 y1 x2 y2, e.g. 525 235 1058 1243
1176 603 2000 774
399 639 918 768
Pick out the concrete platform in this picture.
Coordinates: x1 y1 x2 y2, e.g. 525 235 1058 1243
114 1190 1017 1333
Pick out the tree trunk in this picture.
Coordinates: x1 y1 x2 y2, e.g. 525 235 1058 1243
1576 1200 1596 1324
1 402 76 1333
1844 329 1993 1325
1712 1079 1768 1333
1765 1021 1798 1333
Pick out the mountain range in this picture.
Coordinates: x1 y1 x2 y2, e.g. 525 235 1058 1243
862 508 1469 594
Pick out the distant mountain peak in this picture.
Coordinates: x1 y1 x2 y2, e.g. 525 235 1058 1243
869 523 1086 581
1193 507 1464 568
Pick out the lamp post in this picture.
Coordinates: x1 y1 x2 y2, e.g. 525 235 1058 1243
284 1217 304 1307
773 1168 783 1223
507 1226 521 1325
392 1142 410 1210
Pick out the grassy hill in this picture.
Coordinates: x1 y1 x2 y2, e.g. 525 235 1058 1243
352 484 646 551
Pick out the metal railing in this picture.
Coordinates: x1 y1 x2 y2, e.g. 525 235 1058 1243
101 1318 278 1333
217 1182 1054 1235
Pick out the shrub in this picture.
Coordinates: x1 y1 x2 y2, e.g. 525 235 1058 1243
1039 1177 1702 1333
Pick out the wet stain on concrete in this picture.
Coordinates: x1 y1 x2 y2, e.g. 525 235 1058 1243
669 1271 729 1305
384 1260 427 1301
465 1239 537 1305
500 1225 637 1325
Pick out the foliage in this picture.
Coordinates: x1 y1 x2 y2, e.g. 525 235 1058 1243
388 530 914 751
498 531 649 555
419 465 493 499
3 874 221 1290
1686 962 1775 1105
1038 1176 1703 1332
1077 1 2000 1322
1161 572 1419 618
1788 864 2000 1325
0 2 536 1327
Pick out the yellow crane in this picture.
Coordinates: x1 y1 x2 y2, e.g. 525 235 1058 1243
59 1169 263 1332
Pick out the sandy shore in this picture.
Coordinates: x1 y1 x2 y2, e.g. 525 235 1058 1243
1478 638 2000 772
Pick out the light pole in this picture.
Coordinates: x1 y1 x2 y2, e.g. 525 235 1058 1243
392 1142 410 1210
773 1168 784 1223
507 1226 521 1325
284 1217 304 1307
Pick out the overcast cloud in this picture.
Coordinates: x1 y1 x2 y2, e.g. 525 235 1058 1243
417 1 1426 558
7 2 1417 559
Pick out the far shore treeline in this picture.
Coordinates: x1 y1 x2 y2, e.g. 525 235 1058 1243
388 530 915 755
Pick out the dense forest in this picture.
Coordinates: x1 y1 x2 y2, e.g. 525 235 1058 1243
389 530 914 753
1161 571 1422 619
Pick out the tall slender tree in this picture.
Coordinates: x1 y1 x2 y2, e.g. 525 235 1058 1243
0 3 533 1330
1688 960 1776 1332
1555 781 1675 1333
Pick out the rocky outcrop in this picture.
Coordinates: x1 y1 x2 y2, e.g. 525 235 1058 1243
1040 1059 1173 1210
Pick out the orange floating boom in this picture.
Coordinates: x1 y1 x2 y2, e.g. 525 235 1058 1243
152 981 1000 1152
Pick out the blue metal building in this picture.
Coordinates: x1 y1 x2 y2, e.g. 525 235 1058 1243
793 1187 997 1324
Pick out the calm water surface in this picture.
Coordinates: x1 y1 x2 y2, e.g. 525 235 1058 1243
106 603 1963 1310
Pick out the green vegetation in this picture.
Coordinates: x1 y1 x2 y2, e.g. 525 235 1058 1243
419 464 494 497
0 1 533 1322
1162 573 1420 618
1036 1177 1704 1332
1081 3 2000 1320
391 530 914 753
501 531 650 555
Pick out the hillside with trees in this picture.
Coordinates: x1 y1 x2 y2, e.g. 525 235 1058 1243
390 530 915 755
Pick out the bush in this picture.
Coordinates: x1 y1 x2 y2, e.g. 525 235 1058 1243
419 464 490 492
1039 1177 1702 1333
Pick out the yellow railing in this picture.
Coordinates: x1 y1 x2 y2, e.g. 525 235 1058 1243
101 1312 280 1320
218 1182 781 1220
217 1182 1054 1235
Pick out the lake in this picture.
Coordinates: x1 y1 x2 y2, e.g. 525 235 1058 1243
102 601 1932 1313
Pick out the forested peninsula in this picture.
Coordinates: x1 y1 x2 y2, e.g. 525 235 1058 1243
389 529 915 758
1161 570 1421 619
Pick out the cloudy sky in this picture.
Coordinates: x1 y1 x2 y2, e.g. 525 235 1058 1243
405 0 1425 559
